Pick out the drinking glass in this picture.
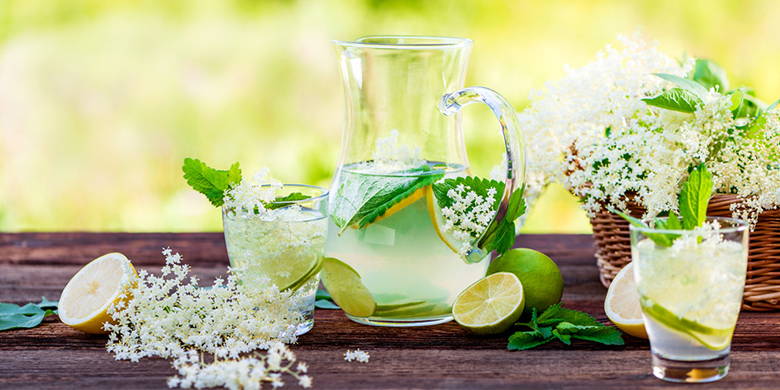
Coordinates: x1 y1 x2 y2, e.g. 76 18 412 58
222 184 328 335
630 217 748 383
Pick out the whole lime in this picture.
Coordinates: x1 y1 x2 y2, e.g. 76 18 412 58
486 248 563 315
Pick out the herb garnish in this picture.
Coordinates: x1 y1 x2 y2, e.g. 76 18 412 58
0 297 58 331
612 163 713 247
508 304 624 350
330 165 445 233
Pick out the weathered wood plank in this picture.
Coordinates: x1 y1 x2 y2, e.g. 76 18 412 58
1 233 779 389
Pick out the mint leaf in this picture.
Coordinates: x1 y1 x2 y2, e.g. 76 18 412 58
477 186 526 255
331 165 444 233
537 304 603 328
571 326 625 346
315 300 340 310
654 73 709 97
642 88 702 113
35 297 58 310
551 329 571 345
679 164 713 229
732 89 765 119
608 207 676 247
0 301 57 331
265 192 309 210
507 331 553 351
691 59 729 92
182 158 242 207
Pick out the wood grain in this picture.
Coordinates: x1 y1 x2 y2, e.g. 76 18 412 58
1 233 779 389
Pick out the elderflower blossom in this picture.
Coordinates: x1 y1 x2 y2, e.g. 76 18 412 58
343 349 370 363
520 33 780 224
105 248 310 389
440 184 498 256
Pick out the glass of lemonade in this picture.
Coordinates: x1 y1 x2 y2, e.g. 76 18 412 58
222 184 328 335
630 217 748 383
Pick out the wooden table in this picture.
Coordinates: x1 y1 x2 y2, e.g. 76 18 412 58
1 233 779 389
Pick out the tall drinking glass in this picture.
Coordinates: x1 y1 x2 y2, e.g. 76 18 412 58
222 184 328 335
630 217 748 383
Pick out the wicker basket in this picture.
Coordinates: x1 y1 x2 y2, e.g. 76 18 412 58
592 194 780 311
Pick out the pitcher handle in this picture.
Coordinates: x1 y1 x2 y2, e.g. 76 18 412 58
439 86 526 262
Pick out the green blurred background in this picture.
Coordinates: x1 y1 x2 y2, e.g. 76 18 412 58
1 0 778 232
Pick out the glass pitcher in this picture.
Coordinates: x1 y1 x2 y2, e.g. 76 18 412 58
325 36 525 326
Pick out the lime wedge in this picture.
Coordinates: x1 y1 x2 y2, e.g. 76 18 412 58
453 272 525 335
320 257 376 317
640 296 733 350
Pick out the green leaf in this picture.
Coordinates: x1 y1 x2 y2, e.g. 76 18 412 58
507 331 553 351
570 327 625 346
767 99 780 112
264 192 309 210
314 300 340 310
551 329 571 345
332 165 444 233
608 207 676 247
36 297 58 310
654 73 709 96
537 305 603 328
182 158 242 207
679 164 713 229
315 289 332 301
691 59 729 92
732 90 765 119
0 301 55 331
478 187 526 256
642 88 702 113
728 90 744 112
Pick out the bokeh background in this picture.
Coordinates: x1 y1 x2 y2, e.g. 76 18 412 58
1 0 779 232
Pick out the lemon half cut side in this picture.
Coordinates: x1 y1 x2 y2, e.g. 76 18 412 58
604 262 648 339
58 252 136 334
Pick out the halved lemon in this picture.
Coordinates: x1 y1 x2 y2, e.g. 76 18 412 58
604 262 647 339
58 252 136 334
426 186 463 254
453 272 525 335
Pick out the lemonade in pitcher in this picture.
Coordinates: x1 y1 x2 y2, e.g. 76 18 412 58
324 36 526 326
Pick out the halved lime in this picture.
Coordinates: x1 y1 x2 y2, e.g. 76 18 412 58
453 272 525 335
320 257 376 317
640 296 734 350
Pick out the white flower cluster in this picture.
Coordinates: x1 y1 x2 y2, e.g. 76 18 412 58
223 168 289 219
440 184 498 256
343 349 370 363
520 33 780 224
105 248 310 389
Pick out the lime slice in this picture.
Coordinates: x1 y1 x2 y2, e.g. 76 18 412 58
281 256 323 291
640 296 733 350
320 257 376 317
453 272 525 335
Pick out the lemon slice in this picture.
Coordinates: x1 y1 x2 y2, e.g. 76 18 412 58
371 186 426 224
604 262 647 339
426 186 463 254
320 257 376 317
453 272 524 335
58 252 136 334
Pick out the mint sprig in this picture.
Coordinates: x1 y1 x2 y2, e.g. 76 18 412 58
182 158 242 206
508 304 624 350
265 192 309 210
0 297 58 331
611 164 713 246
331 165 444 233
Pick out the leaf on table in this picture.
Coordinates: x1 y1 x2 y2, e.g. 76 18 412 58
507 331 553 351
315 300 340 310
0 301 56 331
